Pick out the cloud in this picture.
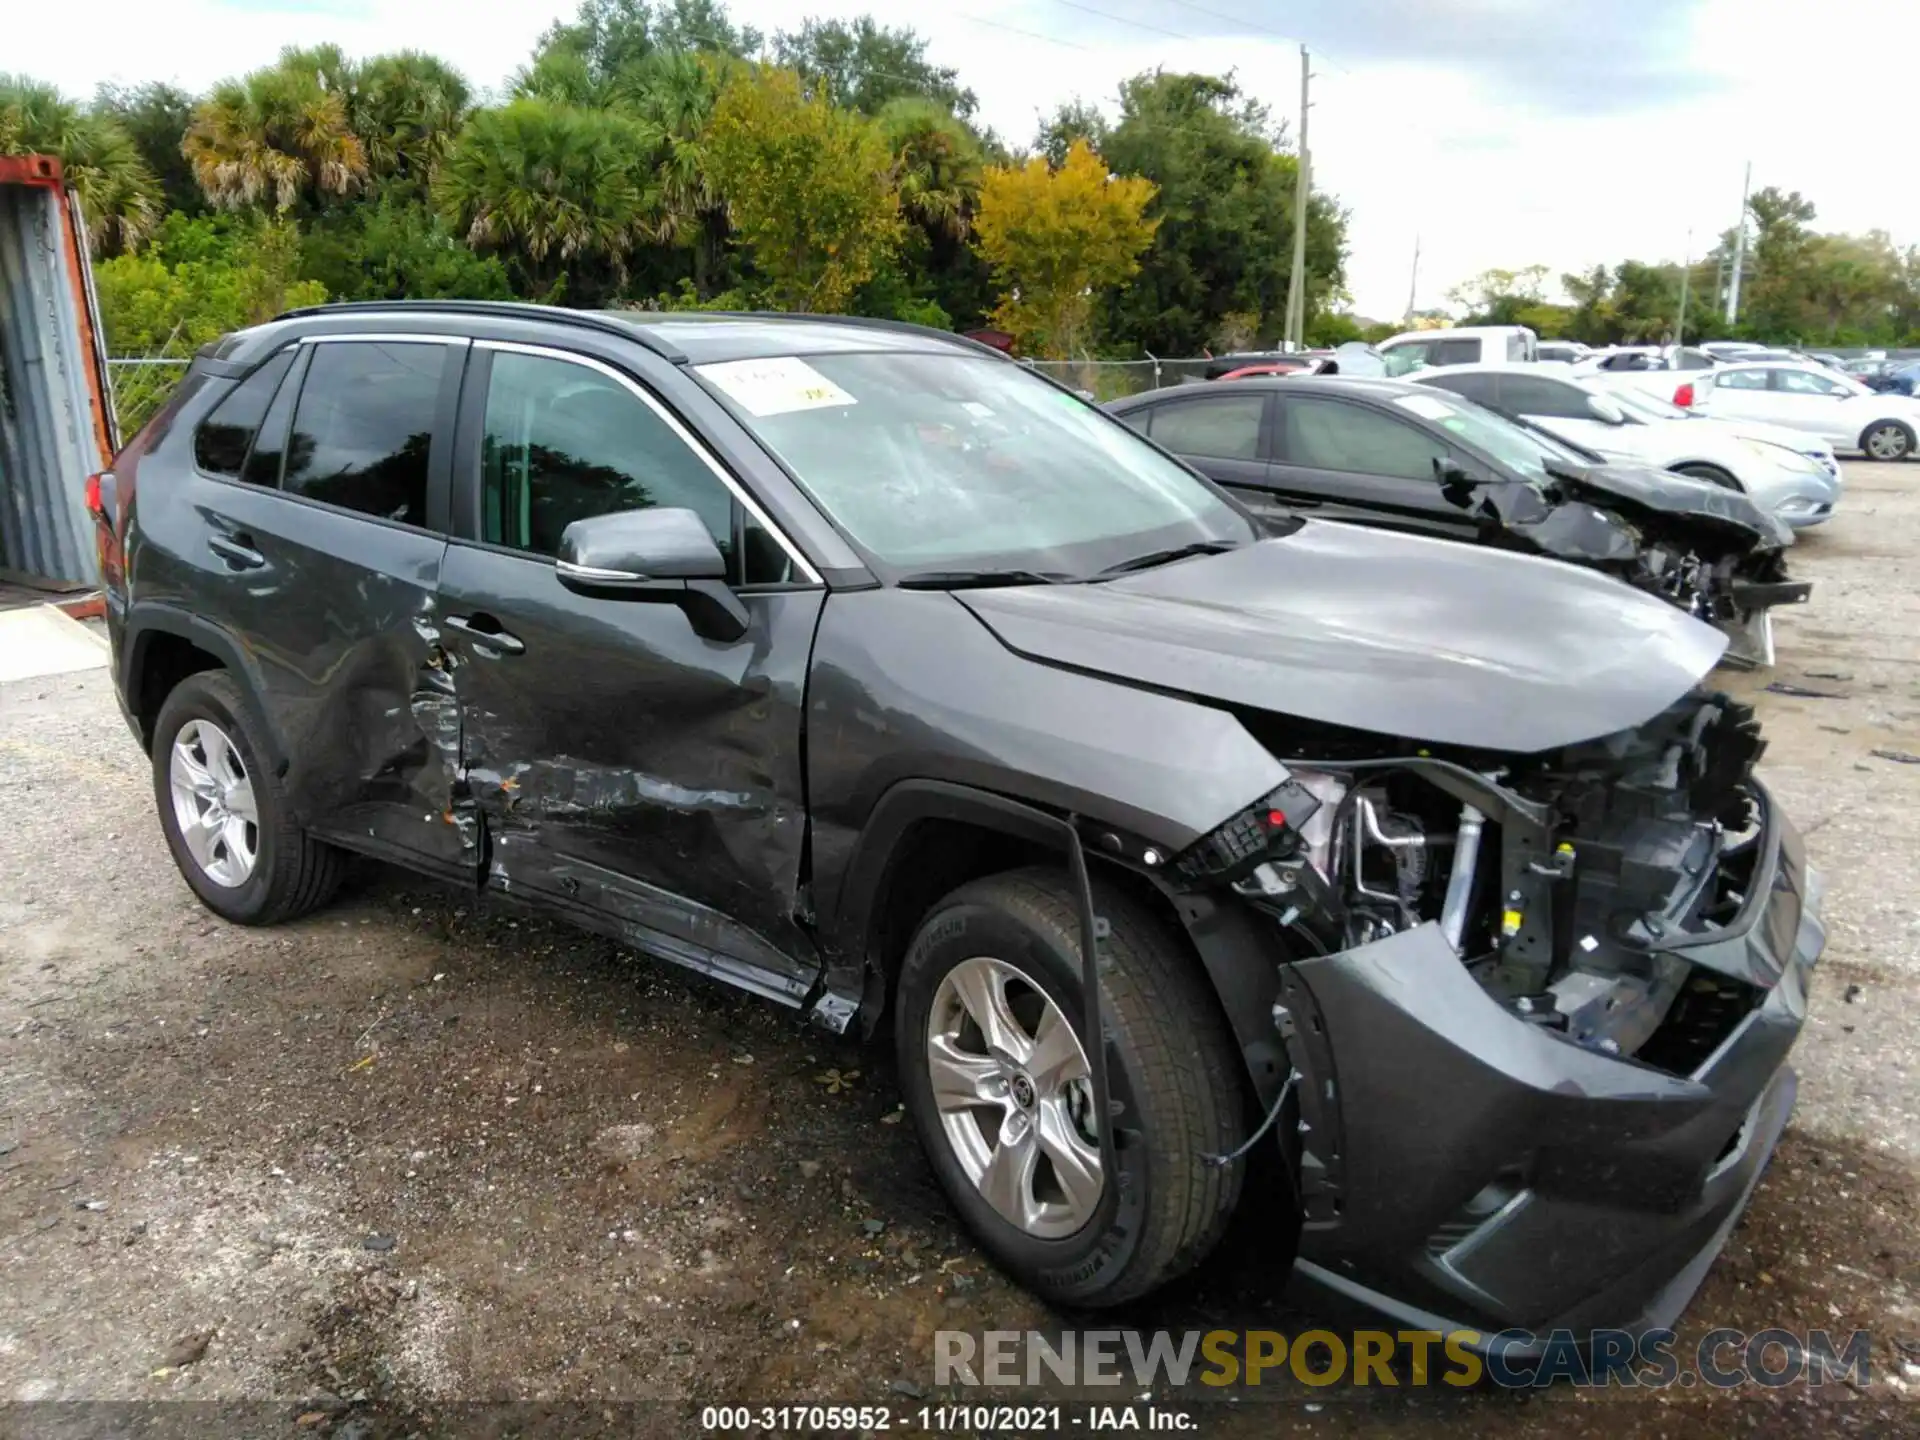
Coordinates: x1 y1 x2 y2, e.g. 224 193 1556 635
1069 0 1721 115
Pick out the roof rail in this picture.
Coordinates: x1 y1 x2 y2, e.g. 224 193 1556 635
269 299 689 364
647 309 1009 359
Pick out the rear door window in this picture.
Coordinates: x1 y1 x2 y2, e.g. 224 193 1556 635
1420 372 1500 409
1716 368 1771 391
1140 395 1267 460
1496 375 1589 419
1430 338 1480 367
282 341 450 528
193 350 296 477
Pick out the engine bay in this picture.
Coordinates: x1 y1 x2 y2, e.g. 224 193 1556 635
1191 690 1771 1073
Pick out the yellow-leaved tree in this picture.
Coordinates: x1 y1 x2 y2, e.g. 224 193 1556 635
704 66 901 314
973 141 1157 358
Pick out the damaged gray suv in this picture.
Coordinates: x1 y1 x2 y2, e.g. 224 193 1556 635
94 303 1824 1343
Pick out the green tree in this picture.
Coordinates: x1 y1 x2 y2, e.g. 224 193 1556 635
773 18 975 117
616 48 739 293
1097 72 1344 357
351 52 472 191
1 75 162 253
301 197 511 301
434 97 652 299
184 46 368 212
703 66 901 312
1032 100 1109 168
92 82 201 217
871 97 992 328
528 0 759 99
974 139 1157 357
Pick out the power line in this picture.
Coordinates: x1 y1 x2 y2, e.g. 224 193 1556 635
1043 0 1200 43
955 13 1093 51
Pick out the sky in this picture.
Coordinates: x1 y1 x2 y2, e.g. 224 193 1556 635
15 0 1920 326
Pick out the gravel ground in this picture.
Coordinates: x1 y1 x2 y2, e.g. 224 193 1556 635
1 463 1916 1439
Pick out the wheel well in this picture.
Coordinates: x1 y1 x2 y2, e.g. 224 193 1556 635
133 633 223 749
867 819 1051 1002
1671 461 1739 490
863 818 1222 1036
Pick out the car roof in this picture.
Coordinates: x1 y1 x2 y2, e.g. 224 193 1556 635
1412 361 1580 378
251 300 992 366
1109 375 1428 408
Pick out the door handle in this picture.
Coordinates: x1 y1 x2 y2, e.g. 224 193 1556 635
444 614 525 655
207 532 265 569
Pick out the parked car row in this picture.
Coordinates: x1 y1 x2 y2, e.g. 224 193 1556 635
1107 375 1807 667
94 303 1823 1358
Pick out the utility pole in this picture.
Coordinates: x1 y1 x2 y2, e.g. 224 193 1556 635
1725 160 1751 328
1404 233 1421 327
1284 45 1312 350
1675 229 1691 345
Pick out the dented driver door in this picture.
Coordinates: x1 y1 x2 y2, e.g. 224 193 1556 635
438 342 825 1007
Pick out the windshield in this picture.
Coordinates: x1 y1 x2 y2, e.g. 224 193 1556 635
693 352 1255 578
1393 388 1589 483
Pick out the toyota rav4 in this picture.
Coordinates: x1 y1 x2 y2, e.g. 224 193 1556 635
93 303 1824 1346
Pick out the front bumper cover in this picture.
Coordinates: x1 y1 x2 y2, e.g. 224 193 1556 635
1279 784 1823 1347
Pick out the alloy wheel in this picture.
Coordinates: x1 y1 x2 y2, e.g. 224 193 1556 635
925 956 1104 1238
1866 424 1911 460
168 719 259 888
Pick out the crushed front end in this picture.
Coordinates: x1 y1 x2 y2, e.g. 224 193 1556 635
1183 691 1824 1343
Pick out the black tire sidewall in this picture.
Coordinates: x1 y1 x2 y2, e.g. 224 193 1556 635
152 676 282 923
894 896 1156 1306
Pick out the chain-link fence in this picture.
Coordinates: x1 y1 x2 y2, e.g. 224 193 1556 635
1021 357 1214 401
107 358 192 441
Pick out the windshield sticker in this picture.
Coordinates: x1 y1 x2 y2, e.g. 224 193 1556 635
697 356 857 417
1394 394 1456 421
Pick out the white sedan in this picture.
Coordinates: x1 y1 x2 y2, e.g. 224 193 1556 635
1410 362 1843 527
1656 360 1920 462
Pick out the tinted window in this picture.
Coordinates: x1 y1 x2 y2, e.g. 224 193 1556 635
241 348 307 488
1716 368 1771 391
193 350 295 476
1279 398 1450 481
283 342 447 527
1673 348 1715 370
1506 332 1529 362
1498 375 1590 419
1420 372 1500 408
1430 338 1480 367
1142 395 1265 460
482 351 737 568
1775 368 1842 395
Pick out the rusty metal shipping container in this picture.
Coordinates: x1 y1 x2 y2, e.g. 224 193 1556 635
0 154 116 588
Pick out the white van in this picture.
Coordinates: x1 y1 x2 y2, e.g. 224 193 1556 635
1377 325 1538 374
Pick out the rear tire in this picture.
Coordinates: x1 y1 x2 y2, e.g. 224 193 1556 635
894 867 1245 1307
152 671 346 926
1860 420 1914 461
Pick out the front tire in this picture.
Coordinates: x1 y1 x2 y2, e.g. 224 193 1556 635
894 868 1245 1307
1861 419 1915 461
152 671 346 925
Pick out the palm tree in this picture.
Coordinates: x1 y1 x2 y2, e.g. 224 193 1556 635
433 98 652 299
184 46 367 211
614 48 746 291
351 52 471 188
0 74 161 253
878 97 984 244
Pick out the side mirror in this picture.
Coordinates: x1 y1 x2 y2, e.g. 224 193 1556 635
1433 457 1486 509
555 508 749 642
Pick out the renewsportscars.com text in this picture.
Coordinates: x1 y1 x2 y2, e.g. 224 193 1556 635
935 1327 1873 1390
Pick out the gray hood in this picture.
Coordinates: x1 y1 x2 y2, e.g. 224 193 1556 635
958 521 1728 754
